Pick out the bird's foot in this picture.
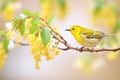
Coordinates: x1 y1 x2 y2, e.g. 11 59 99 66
80 46 84 51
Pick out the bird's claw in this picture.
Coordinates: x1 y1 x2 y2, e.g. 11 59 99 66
80 46 84 51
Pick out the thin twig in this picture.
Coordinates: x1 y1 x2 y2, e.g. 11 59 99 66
39 17 67 44
13 41 29 46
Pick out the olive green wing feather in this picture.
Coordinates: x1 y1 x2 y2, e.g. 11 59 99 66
81 30 105 39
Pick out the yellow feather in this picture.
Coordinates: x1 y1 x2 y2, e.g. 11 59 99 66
66 25 112 48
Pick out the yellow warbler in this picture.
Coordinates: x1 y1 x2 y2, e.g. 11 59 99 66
66 25 114 48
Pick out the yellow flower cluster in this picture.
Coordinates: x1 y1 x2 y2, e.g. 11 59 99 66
2 2 16 21
56 1 67 19
0 42 7 70
91 5 117 33
40 0 54 20
23 19 31 39
40 0 67 20
28 34 59 70
91 3 120 61
6 30 21 47
6 31 12 41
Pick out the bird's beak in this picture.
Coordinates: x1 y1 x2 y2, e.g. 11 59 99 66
65 29 71 31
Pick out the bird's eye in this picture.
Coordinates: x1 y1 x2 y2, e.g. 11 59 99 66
72 28 75 30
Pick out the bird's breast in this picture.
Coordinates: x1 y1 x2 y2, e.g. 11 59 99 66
74 35 100 47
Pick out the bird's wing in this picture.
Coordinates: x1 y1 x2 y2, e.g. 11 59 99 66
81 30 105 39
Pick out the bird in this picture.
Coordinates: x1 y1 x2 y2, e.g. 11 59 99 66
65 25 114 49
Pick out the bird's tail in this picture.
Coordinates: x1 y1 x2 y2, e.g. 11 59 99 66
105 34 115 37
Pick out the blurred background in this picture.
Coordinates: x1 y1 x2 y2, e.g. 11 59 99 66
0 0 120 80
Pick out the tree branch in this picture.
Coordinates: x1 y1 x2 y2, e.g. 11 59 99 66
15 41 120 52
10 16 120 52
59 47 120 52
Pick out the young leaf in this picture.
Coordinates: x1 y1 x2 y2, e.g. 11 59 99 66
41 27 51 47
22 10 33 16
48 16 54 24
2 36 9 53
19 20 25 35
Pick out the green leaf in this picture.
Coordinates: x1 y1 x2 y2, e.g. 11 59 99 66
0 30 5 36
48 16 54 24
41 27 51 47
13 16 23 30
57 0 66 8
94 0 105 15
33 12 40 18
2 36 9 53
0 0 8 10
94 5 101 15
29 18 40 34
114 19 120 33
22 10 33 16
19 20 25 35
29 25 39 34
22 10 40 18
13 20 18 29
31 18 40 26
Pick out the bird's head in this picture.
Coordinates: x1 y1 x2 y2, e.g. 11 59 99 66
65 25 82 35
